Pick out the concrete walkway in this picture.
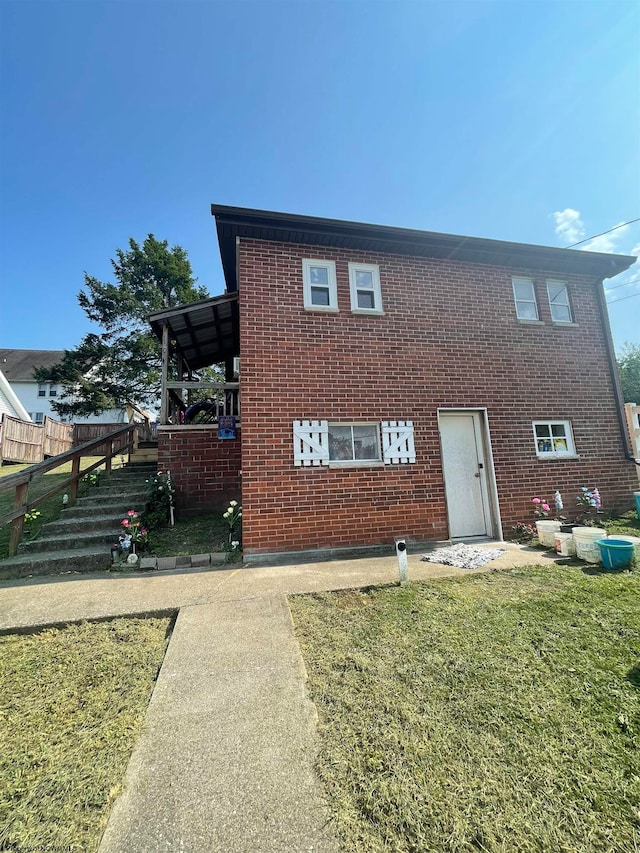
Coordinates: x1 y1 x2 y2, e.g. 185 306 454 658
0 544 561 852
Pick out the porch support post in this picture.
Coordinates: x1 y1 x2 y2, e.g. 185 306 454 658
160 321 170 425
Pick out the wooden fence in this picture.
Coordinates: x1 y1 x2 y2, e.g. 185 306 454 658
0 415 73 465
72 423 137 456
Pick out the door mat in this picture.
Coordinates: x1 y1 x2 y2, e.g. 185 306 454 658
422 543 506 569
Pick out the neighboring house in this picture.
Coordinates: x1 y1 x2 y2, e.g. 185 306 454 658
0 368 31 421
151 205 638 559
0 348 146 426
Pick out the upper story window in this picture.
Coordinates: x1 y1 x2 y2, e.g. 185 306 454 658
546 280 572 323
512 277 539 321
49 385 57 397
348 263 383 314
532 420 576 457
38 384 46 397
302 259 338 312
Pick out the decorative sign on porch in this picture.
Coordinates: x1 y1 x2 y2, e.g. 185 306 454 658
218 415 237 440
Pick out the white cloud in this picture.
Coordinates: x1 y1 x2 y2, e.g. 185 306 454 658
581 222 628 254
553 208 585 245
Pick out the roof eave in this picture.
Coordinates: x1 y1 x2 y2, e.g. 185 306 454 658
210 204 636 292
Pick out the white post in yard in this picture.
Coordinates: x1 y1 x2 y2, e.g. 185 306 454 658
395 539 408 586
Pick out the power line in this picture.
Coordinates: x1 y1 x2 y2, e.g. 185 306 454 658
606 291 640 305
566 217 640 248
605 274 640 292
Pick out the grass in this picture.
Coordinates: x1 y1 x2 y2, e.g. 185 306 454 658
0 615 172 851
290 563 640 852
0 457 116 560
146 513 232 556
603 508 640 537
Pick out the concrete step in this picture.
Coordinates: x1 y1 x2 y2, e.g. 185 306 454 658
129 450 158 463
78 489 148 507
45 514 131 536
18 528 122 554
0 547 113 580
62 502 144 519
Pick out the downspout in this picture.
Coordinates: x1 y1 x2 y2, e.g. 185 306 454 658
594 278 635 462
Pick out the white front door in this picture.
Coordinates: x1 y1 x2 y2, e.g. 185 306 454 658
439 411 492 538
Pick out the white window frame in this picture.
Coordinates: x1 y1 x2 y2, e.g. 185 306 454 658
512 277 539 321
328 422 382 466
546 280 572 323
302 259 338 312
348 263 383 314
37 384 46 397
532 420 576 458
32 412 44 424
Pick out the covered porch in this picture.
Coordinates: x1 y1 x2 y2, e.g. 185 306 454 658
148 294 242 516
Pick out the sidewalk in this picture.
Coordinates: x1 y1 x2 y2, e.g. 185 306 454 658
0 543 560 852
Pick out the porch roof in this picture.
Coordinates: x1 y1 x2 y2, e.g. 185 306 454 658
148 293 239 370
211 204 637 293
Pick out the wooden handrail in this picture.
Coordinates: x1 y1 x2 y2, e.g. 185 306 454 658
0 424 137 558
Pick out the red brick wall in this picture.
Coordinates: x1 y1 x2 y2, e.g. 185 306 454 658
238 239 636 555
157 426 241 517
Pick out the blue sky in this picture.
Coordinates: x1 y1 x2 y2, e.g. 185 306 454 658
1 0 639 353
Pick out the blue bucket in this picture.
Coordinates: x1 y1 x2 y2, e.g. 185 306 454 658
635 491 640 521
596 538 635 570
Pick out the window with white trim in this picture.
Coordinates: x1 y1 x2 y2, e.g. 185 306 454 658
328 423 381 462
532 420 575 457
302 259 338 311
546 280 572 323
512 277 539 320
49 385 57 397
293 420 415 466
38 384 46 397
348 263 383 314
31 412 44 423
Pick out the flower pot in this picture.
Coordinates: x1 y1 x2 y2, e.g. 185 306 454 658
596 538 635 571
573 527 606 564
559 524 575 534
535 520 561 547
634 491 640 522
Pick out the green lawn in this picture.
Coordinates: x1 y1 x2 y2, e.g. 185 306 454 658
147 513 231 556
290 564 640 852
0 616 171 851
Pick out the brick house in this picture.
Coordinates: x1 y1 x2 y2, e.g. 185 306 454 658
150 205 637 560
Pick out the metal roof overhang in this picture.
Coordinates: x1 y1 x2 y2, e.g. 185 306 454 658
211 204 637 293
148 293 239 371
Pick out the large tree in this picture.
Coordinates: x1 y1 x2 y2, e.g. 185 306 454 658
617 342 640 404
36 235 210 417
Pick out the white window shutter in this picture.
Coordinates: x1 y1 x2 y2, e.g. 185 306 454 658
293 420 329 466
382 421 415 464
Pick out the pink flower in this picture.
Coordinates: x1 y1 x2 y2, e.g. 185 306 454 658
141 529 147 536
532 498 541 504
121 519 129 527
542 503 551 512
127 510 138 517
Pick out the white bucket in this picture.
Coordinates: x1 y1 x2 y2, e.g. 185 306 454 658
609 535 640 561
554 532 576 557
573 527 606 563
536 520 561 547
